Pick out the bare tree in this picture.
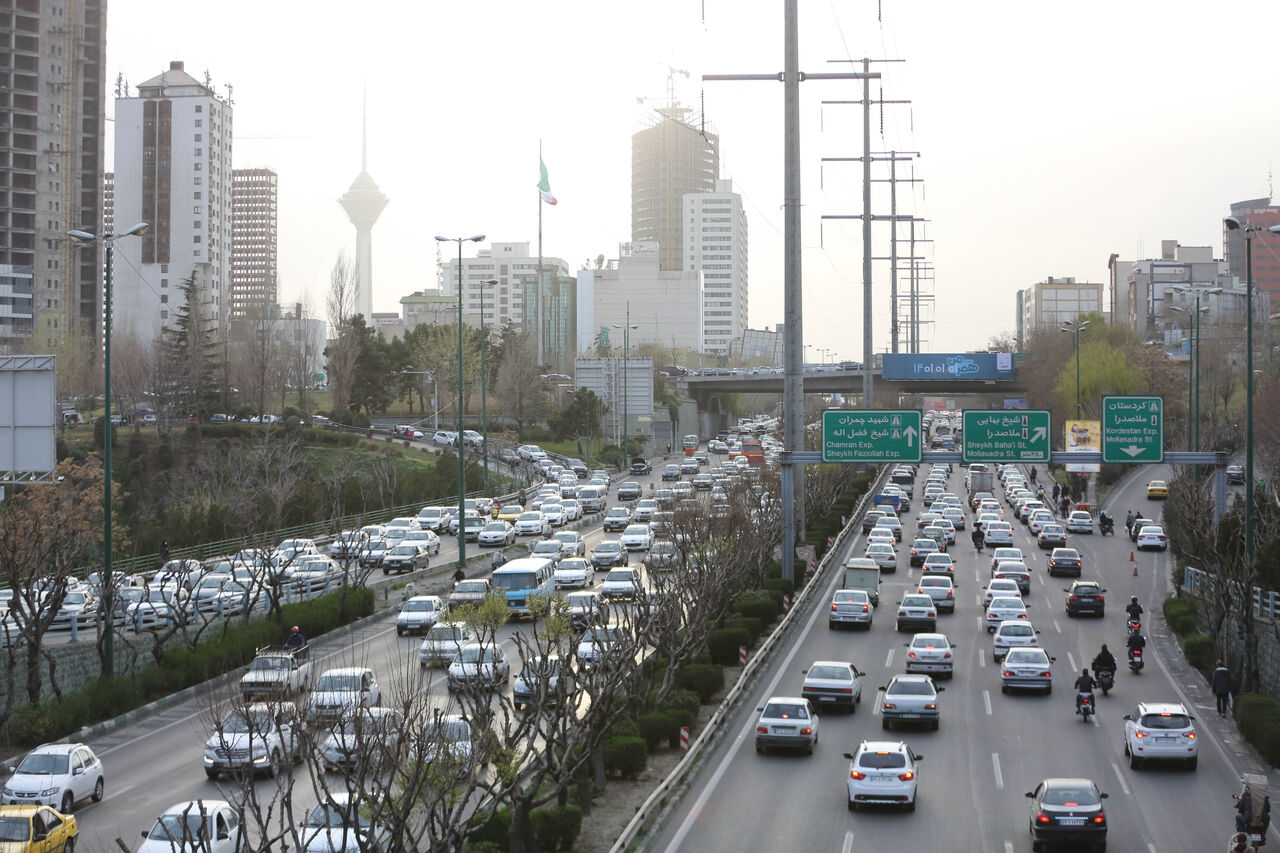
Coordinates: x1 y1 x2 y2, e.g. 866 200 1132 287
494 331 550 435
326 254 360 415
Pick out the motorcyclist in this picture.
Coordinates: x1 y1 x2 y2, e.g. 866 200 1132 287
1098 510 1113 533
1228 830 1256 853
1073 669 1096 712
284 625 307 650
971 525 985 552
453 566 467 584
1125 597 1144 622
1127 630 1147 655
1092 645 1117 675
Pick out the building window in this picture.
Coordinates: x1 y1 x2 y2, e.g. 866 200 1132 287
194 133 202 142
161 265 168 273
161 278 168 288
194 206 202 214
194 162 202 171
160 294 168 304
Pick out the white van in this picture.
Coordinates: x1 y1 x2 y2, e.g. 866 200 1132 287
577 486 606 514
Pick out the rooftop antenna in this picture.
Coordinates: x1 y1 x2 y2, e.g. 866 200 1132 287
361 81 368 173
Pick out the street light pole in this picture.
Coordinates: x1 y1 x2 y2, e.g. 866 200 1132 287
1060 319 1090 420
68 223 149 677
480 278 497 490
435 234 485 565
1171 285 1220 452
1223 219 1280 557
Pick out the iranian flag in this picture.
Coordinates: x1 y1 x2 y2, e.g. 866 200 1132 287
537 158 557 205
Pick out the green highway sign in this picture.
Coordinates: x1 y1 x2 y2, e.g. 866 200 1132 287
821 409 922 463
1101 395 1164 463
962 410 1051 463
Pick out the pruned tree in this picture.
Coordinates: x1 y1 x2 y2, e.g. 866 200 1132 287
494 330 550 436
325 253 360 415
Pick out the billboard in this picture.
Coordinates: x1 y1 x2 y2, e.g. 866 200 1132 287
1065 419 1102 473
881 353 1016 381
0 354 56 483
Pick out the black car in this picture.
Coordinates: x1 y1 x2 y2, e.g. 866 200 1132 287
629 458 652 476
1064 580 1106 617
1129 517 1154 543
565 458 590 478
1026 778 1108 851
1047 548 1082 577
616 482 642 501
602 507 632 531
661 464 681 481
1226 464 1246 485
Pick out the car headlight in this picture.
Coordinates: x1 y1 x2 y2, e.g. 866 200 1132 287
1 786 12 797
40 786 59 797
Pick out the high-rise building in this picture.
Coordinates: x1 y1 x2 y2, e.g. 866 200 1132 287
103 172 114 237
632 105 719 272
0 0 107 351
439 241 569 332
1225 197 1280 306
231 168 278 322
338 105 387 321
1016 276 1103 345
112 61 233 343
576 242 703 354
520 272 576 369
685 179 747 354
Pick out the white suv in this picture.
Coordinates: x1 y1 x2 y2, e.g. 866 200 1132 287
1123 701 1199 770
2 742 105 812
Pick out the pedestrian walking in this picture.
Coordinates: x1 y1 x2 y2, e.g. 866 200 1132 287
1125 510 1136 537
1213 660 1233 717
1060 496 1071 518
1051 483 1060 502
1030 466 1038 485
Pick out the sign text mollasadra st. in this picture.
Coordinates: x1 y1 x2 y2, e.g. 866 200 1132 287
821 409 922 463
1101 395 1164 463
962 410 1051 463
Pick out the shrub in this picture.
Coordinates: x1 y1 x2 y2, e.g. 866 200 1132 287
734 592 779 625
529 808 559 851
1179 633 1216 675
607 715 640 740
678 663 724 703
660 690 701 727
466 808 511 848
603 736 648 779
1235 693 1280 766
763 577 795 598
707 627 752 666
552 805 582 851
464 843 505 853
1162 596 1197 636
635 711 675 750
722 615 762 647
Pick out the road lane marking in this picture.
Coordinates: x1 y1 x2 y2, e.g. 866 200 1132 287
1052 619 1062 633
983 690 992 715
884 648 894 668
1004 843 1015 853
991 752 1004 789
1067 651 1077 673
1110 760 1131 795
1147 844 1157 853
841 831 855 853
978 650 986 668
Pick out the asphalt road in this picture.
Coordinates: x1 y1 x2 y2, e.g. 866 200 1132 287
64 460 679 850
648 462 1266 853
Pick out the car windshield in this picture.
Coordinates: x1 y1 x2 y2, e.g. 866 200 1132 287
483 523 506 532
1005 650 1045 664
1141 712 1191 729
533 542 560 553
457 646 492 664
762 702 809 719
454 581 487 594
304 802 373 829
0 818 29 842
315 673 359 692
834 591 868 603
567 595 597 611
403 599 437 612
1041 786 1099 807
604 570 634 583
607 508 629 517
558 559 589 571
426 625 466 641
858 751 907 770
518 513 540 522
807 665 851 680
249 656 288 671
388 545 415 556
492 572 538 591
888 680 934 696
595 542 621 554
16 752 68 774
221 710 274 733
991 598 1023 609
148 813 212 842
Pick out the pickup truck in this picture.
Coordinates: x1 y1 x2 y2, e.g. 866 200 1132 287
240 645 312 700
203 702 302 779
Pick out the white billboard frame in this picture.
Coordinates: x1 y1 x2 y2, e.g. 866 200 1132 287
0 354 56 483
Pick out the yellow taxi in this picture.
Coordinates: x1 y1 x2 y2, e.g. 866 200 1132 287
1146 480 1169 500
496 504 524 523
0 805 78 852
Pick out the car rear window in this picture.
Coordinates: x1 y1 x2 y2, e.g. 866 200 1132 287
889 681 933 695
858 751 907 769
763 702 809 719
1000 624 1033 636
807 665 851 680
1140 713 1191 729
1041 786 1099 807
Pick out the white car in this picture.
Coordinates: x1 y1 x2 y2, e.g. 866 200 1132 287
541 502 566 526
1135 525 1168 551
203 703 301 780
513 511 549 537
1066 510 1094 534
400 528 441 554
867 530 897 550
1028 510 1056 535
308 668 380 723
915 576 955 613
553 558 593 590
620 524 652 551
1123 701 1198 769
992 620 1040 661
576 622 629 667
319 706 404 774
560 499 583 521
395 595 445 636
294 793 390 853
940 507 966 530
985 596 1029 632
517 444 547 461
1 742 104 811
983 521 1014 546
551 531 586 558
920 553 955 578
447 643 510 691
530 539 564 564
905 632 955 677
865 542 898 572
139 800 242 853
990 547 1024 572
829 589 874 630
433 429 459 446
801 660 864 712
845 740 922 811
984 579 1023 606
477 521 515 547
1000 647 1054 694
754 696 819 754
896 594 937 632
601 567 642 601
633 499 658 522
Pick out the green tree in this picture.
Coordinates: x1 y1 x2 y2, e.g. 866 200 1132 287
549 388 607 452
348 316 394 414
495 330 550 435
161 272 219 420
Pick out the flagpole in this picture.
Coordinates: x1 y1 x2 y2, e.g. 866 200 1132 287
537 140 545 366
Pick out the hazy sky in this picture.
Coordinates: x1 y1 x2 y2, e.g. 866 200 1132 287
106 0 1280 359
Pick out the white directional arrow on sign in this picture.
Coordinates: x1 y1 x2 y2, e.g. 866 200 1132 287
904 426 918 447
1118 444 1145 457
1031 427 1047 443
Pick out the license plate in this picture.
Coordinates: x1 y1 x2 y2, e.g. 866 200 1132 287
1059 818 1085 826
774 726 796 734
818 696 836 702
898 713 920 719
874 774 896 782
1156 737 1176 743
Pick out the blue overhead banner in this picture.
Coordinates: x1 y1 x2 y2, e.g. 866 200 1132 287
882 353 1015 381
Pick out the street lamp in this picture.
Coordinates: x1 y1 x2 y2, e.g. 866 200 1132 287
68 222 149 677
611 302 638 465
1059 319 1090 420
1171 285 1221 451
1223 218 1280 556
435 233 485 566
479 278 498 489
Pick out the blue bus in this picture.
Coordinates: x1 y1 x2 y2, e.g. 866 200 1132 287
491 557 556 617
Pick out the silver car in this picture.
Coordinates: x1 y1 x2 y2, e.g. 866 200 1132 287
801 661 863 713
754 696 819 754
904 632 956 678
828 589 873 630
878 673 943 731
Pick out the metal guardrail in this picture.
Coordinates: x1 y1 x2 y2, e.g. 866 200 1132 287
610 465 888 853
1182 566 1280 620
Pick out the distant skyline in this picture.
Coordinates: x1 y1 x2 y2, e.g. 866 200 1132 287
105 0 1280 358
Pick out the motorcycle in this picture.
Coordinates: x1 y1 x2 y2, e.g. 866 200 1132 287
1128 648 1144 673
1095 668 1115 695
1126 618 1142 634
1076 691 1094 722
1235 773 1270 848
1099 513 1114 536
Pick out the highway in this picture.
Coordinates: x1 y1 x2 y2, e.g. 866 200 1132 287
648 462 1263 853
65 460 675 850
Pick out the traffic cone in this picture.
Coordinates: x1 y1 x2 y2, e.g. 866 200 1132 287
1131 551 1138 576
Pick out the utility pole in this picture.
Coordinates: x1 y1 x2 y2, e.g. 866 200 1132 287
704 2 873 582
883 154 921 353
